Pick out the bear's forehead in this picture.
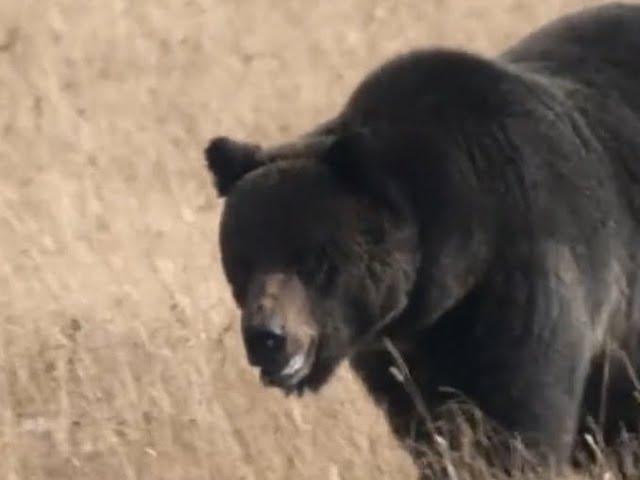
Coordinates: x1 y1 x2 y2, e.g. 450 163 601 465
220 161 363 262
227 160 349 211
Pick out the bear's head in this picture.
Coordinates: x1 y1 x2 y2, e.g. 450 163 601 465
204 131 422 393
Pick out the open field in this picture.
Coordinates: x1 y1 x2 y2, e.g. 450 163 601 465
0 1 626 479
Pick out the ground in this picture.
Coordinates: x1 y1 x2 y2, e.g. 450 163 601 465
0 1 614 479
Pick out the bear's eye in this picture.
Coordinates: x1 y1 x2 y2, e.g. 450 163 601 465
297 247 333 288
226 255 252 305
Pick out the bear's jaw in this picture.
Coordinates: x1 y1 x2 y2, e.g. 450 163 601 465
258 338 318 393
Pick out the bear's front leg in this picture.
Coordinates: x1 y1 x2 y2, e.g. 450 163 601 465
467 327 592 468
461 258 596 471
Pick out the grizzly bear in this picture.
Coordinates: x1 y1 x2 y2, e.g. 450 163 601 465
204 3 640 473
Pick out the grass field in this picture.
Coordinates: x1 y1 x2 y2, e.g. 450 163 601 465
0 1 624 479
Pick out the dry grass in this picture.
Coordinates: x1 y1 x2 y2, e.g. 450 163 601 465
0 1 626 479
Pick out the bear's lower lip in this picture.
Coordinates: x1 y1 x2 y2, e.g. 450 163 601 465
259 367 307 392
259 358 311 390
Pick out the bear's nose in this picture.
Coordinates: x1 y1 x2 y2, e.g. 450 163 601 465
243 324 287 371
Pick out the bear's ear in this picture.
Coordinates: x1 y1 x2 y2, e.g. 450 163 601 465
204 136 265 196
322 129 398 210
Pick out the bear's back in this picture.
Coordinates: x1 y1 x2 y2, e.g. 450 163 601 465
504 3 640 229
504 3 640 113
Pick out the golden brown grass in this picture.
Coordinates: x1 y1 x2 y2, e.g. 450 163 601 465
0 1 626 478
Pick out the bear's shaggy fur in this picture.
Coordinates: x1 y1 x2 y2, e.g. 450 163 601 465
205 3 640 471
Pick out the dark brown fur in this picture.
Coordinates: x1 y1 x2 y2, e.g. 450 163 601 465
205 3 640 474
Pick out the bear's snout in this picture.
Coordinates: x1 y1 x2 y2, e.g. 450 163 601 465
243 321 287 372
239 273 319 389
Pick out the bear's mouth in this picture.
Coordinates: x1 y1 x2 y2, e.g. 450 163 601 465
259 340 318 393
